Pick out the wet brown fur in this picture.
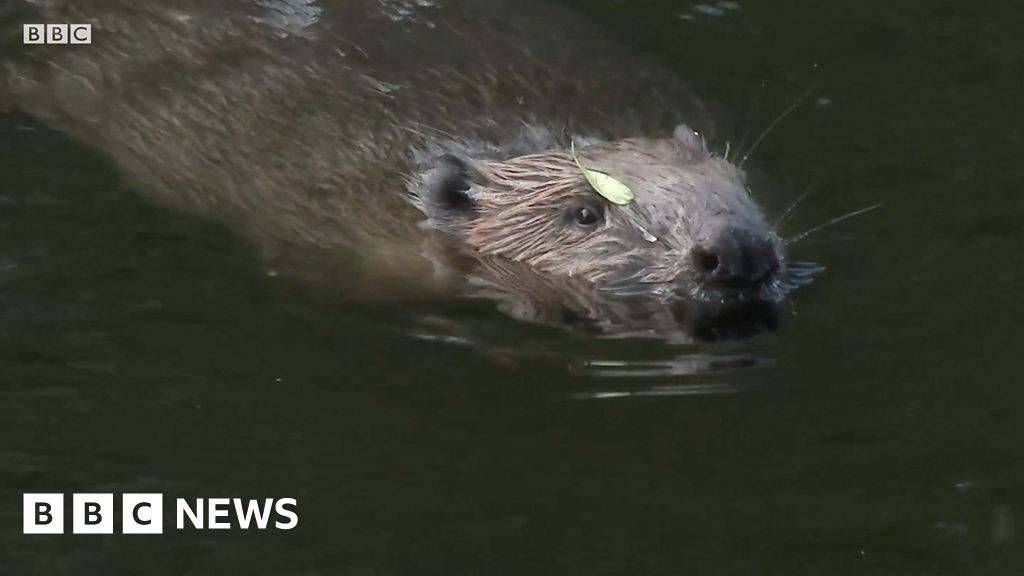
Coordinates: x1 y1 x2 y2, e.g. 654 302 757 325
415 136 778 298
1 0 783 332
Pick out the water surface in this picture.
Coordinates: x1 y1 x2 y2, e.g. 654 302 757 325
2 0 1023 573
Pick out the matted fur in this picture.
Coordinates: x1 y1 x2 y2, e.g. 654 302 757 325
413 137 786 302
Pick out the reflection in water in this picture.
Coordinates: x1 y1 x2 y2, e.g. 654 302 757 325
571 350 774 380
572 383 739 399
407 292 782 378
992 489 1017 548
676 0 742 21
432 245 819 343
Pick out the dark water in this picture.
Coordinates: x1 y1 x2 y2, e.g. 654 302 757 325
2 0 1023 574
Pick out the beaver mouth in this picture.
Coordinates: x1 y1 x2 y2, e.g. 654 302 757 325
601 261 824 304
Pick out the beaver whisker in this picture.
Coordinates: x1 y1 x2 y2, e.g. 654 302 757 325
771 182 816 232
785 203 883 246
601 273 673 294
747 262 824 300
635 262 823 304
739 89 814 168
785 261 826 278
401 123 460 142
603 282 672 297
636 224 659 243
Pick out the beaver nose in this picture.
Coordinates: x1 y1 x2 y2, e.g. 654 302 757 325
691 228 780 288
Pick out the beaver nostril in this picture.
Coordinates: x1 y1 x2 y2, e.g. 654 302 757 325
691 228 779 290
692 246 720 274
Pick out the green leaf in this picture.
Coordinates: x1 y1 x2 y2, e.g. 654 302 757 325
571 142 634 205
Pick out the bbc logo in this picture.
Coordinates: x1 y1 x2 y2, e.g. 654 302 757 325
23 493 298 534
23 24 92 45
24 493 162 534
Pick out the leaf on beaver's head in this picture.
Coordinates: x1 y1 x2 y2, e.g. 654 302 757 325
570 141 634 205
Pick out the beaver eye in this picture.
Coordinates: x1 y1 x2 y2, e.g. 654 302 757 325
571 202 603 227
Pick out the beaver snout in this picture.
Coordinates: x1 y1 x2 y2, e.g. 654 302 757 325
690 228 781 289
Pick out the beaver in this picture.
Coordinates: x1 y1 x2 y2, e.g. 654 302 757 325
0 0 802 339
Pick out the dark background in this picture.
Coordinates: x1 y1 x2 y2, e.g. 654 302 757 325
2 0 1022 573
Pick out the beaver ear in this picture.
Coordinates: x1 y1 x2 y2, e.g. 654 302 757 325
673 123 706 151
424 154 486 212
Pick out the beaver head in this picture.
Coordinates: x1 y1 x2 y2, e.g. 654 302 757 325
409 125 790 305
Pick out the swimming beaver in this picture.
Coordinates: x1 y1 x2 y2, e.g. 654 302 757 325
1 0 803 338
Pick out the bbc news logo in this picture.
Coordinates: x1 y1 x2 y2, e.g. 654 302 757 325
23 24 92 45
23 494 298 534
